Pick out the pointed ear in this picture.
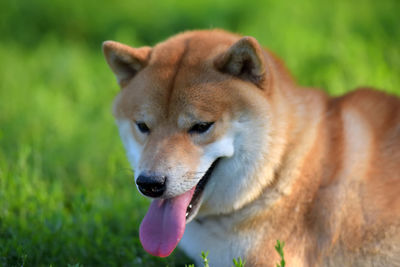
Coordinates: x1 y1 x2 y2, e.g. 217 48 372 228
215 36 266 85
102 41 151 87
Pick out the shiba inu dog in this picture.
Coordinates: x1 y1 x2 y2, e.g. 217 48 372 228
102 30 400 266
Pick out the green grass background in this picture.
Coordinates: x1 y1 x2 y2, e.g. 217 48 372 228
0 0 399 266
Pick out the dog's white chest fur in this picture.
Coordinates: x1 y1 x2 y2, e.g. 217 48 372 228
180 219 251 266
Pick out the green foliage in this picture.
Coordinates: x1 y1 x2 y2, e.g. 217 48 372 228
201 251 210 267
0 0 398 266
232 256 246 267
185 251 245 267
275 240 285 267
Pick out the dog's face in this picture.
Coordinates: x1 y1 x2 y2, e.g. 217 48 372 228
103 30 275 257
114 65 236 200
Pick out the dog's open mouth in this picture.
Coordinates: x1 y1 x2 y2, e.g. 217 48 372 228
185 158 220 222
139 158 220 258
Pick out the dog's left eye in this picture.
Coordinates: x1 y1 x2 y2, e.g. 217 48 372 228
188 122 214 134
136 122 150 134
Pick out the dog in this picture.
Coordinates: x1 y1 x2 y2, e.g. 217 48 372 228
102 30 400 266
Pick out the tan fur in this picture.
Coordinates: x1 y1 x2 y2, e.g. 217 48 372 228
103 30 400 266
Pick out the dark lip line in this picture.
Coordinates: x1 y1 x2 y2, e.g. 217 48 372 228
185 158 221 220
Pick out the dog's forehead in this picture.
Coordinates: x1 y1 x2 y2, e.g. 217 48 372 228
117 70 233 122
115 34 239 121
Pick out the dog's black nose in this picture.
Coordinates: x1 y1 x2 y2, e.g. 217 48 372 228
136 174 167 198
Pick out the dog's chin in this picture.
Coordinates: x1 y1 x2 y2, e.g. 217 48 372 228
185 158 221 223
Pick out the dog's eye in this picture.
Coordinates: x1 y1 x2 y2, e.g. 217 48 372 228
136 122 150 134
188 122 214 134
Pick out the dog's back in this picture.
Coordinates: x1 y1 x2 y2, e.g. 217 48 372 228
320 89 400 266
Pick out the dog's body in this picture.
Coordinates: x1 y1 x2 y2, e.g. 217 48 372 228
103 30 400 266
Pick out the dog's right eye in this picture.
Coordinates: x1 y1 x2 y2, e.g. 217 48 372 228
135 122 150 134
188 122 214 134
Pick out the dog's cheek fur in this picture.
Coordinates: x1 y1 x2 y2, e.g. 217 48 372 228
196 133 235 180
198 114 273 216
115 118 143 180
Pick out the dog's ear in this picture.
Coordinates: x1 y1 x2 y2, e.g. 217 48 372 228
103 41 151 87
215 36 266 85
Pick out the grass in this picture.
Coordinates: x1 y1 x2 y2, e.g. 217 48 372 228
275 240 285 267
0 0 399 266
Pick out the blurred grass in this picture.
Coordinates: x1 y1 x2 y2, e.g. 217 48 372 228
0 0 399 266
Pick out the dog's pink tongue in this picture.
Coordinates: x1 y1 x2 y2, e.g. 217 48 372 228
139 187 195 257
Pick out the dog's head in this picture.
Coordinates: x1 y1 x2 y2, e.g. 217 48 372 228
103 30 283 257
